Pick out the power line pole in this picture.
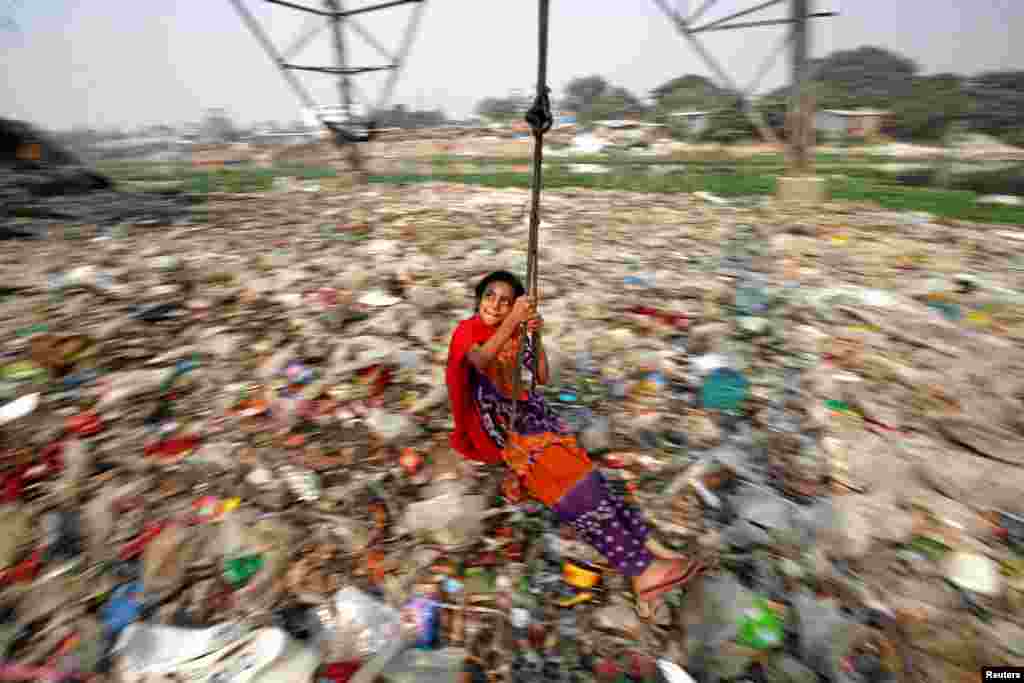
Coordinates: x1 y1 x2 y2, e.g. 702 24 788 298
325 0 363 177
790 0 811 174
652 0 836 192
229 0 428 184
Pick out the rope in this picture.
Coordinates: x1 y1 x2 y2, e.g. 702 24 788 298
510 0 551 435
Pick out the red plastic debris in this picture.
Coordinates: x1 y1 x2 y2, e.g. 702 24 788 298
0 548 43 584
594 658 622 682
39 442 64 475
119 522 167 561
473 551 499 567
629 652 657 679
399 448 422 476
627 306 689 329
144 435 200 460
503 542 524 562
319 662 363 683
66 411 103 437
192 496 222 523
1 466 28 503
360 365 393 397
317 287 339 308
527 623 546 650
603 453 629 469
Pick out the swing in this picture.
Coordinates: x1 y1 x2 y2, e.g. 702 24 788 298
500 0 594 509
514 0 552 396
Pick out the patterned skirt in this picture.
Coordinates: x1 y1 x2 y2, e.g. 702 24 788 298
472 370 654 576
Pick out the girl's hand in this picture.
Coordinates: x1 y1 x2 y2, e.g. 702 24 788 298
509 296 535 326
526 315 543 333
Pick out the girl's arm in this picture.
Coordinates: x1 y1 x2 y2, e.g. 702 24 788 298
467 316 520 372
467 297 534 372
533 334 550 385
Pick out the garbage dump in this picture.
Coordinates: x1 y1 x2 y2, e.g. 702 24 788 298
2 180 1024 682
1 118 196 240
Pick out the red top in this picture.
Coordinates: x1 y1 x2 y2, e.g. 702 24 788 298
446 315 504 464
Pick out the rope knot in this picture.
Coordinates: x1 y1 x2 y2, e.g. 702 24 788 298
525 87 553 136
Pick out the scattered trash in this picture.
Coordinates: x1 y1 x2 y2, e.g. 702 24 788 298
977 194 1023 206
693 191 728 205
0 181 1021 681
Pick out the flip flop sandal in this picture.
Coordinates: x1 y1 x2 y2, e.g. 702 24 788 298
644 537 688 560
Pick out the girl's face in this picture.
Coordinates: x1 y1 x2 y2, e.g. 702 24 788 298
479 281 515 327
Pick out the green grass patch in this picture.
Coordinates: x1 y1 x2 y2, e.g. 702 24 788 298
94 159 1024 225
830 177 1024 224
367 169 1024 225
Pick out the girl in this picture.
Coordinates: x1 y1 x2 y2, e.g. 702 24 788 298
446 271 704 611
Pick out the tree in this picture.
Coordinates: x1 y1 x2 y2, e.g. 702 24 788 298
201 109 241 142
888 73 972 142
648 74 735 138
562 75 611 115
662 116 693 141
373 104 448 129
475 95 526 123
810 46 918 103
585 86 646 123
702 102 758 144
764 45 919 109
964 71 1024 143
651 74 732 112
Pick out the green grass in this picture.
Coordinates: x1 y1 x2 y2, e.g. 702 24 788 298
367 169 1024 225
831 177 1024 224
94 159 1024 226
429 153 788 167
428 152 947 167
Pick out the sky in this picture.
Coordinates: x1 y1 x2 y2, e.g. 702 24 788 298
0 0 1020 131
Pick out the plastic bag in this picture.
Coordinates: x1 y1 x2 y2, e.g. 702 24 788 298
792 589 849 676
315 587 403 662
402 492 486 548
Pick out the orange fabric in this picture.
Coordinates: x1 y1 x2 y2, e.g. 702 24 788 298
504 431 594 507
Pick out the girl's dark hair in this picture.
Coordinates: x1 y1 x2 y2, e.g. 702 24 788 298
474 270 525 308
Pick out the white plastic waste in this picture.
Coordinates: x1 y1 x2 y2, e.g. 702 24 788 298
657 659 696 683
359 290 402 307
0 393 38 425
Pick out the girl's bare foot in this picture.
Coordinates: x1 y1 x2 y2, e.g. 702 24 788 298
631 557 701 603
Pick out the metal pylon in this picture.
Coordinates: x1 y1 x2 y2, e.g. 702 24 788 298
229 0 428 177
652 0 837 174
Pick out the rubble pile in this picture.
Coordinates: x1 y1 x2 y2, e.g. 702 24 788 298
1 118 195 239
1 182 1024 682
